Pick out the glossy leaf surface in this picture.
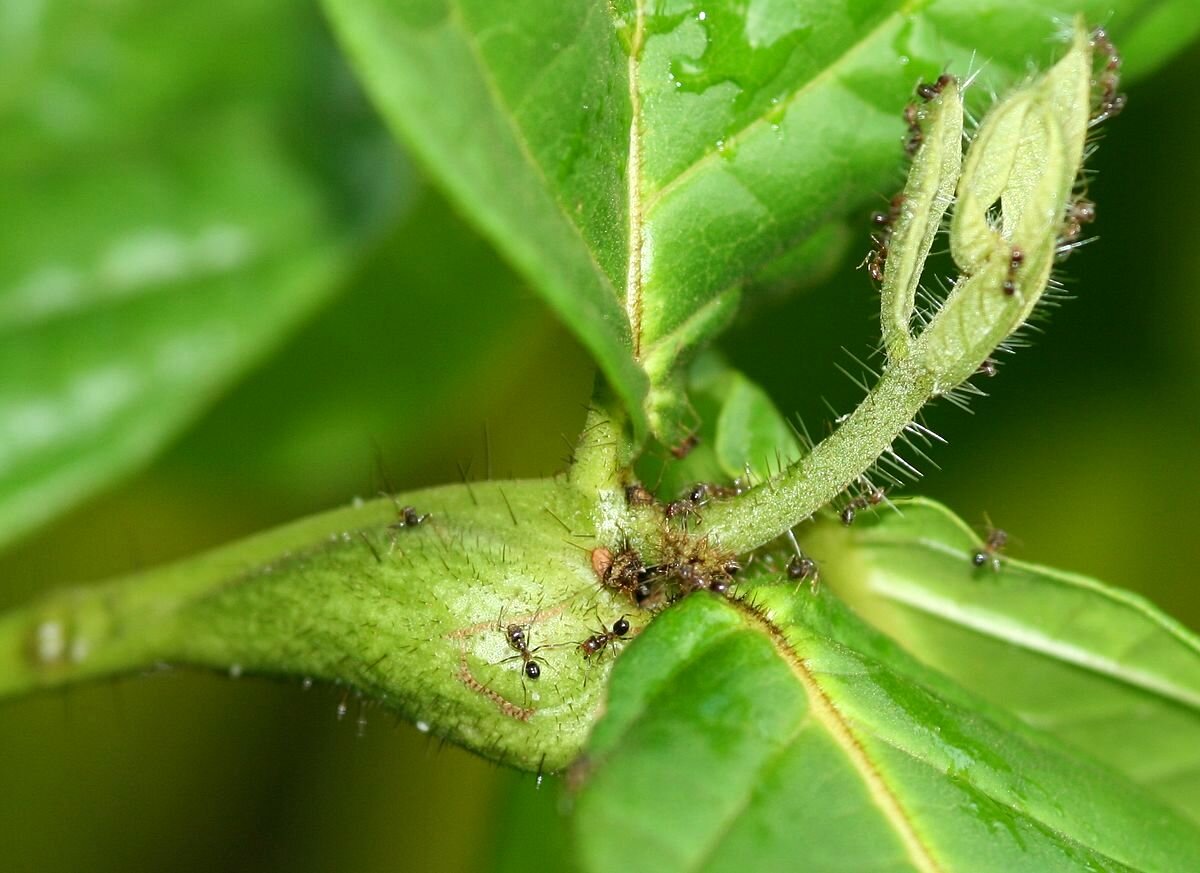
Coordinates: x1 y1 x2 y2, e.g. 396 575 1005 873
0 1 404 550
813 498 1200 823
575 589 1200 871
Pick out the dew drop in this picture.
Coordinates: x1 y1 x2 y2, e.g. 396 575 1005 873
899 55 910 65
36 620 65 663
336 701 348 720
301 677 313 690
697 10 706 20
229 663 243 678
415 720 431 733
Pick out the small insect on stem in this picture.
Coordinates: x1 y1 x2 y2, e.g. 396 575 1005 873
579 617 632 661
1001 245 1024 296
971 524 1009 572
389 505 429 529
624 483 657 507
839 485 887 526
499 619 547 680
784 529 820 593
670 434 699 459
1061 197 1097 244
665 497 703 527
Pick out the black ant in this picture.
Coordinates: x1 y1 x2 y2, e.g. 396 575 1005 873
870 192 905 233
785 530 820 592
865 236 889 282
665 497 703 526
864 192 903 282
971 524 1009 572
787 554 819 588
916 73 953 101
389 505 429 529
840 486 886 525
674 560 735 596
904 74 955 155
500 620 547 680
579 616 632 661
685 481 739 503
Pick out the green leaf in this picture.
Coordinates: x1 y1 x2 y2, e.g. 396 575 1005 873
0 1 405 550
321 0 1200 446
319 0 650 438
811 497 1200 823
574 590 1200 872
636 352 801 498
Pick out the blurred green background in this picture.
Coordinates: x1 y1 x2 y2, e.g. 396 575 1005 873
3 3 1199 871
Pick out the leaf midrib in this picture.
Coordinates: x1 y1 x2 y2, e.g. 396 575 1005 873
728 597 944 873
624 0 647 359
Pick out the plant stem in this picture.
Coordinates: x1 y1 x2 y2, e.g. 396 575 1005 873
703 360 935 553
0 479 622 772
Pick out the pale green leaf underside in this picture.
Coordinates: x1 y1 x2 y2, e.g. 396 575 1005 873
323 0 1200 443
815 497 1200 823
0 1 401 550
576 591 1200 872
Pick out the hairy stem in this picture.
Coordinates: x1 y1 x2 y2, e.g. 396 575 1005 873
704 359 935 553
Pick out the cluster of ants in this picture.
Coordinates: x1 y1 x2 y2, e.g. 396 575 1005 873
496 614 634 687
490 474 1009 690
864 28 1123 301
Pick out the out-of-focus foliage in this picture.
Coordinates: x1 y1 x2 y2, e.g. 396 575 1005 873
0 0 407 549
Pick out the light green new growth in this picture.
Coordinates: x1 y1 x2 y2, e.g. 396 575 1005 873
705 21 1095 554
880 78 962 361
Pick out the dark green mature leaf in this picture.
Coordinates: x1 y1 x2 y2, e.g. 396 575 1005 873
321 0 1200 446
811 498 1200 823
320 0 649 436
0 1 405 550
575 591 1200 872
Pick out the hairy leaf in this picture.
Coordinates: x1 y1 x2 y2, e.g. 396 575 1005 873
0 1 404 550
574 590 1200 872
812 498 1200 823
